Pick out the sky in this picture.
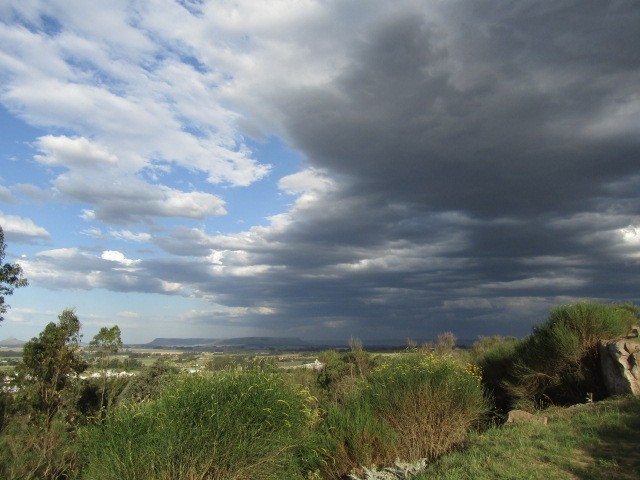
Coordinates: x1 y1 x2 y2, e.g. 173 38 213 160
1 0 639 345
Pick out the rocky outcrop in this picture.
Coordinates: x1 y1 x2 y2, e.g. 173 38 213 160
599 335 640 396
506 410 548 425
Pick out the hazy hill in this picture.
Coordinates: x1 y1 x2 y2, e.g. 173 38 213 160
145 338 218 347
0 337 26 347
145 336 310 348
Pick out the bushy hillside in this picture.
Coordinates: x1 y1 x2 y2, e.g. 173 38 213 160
479 301 637 410
0 301 637 479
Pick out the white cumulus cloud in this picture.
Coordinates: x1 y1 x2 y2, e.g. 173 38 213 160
0 211 50 243
34 135 118 169
101 250 139 267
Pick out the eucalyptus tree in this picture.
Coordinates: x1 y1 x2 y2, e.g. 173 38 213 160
20 309 87 421
89 325 123 411
0 225 28 323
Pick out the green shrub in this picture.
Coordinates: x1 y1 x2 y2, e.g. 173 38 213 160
476 337 520 412
0 415 79 479
318 352 488 478
316 348 380 405
73 376 131 420
500 301 635 409
80 371 320 480
116 357 175 404
0 390 11 433
318 400 398 477
471 335 518 361
366 353 487 459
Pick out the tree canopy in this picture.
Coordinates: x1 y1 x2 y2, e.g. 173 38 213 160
20 309 87 417
0 226 28 322
90 325 123 411
89 326 123 356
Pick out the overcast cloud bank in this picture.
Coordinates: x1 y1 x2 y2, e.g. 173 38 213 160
1 0 639 342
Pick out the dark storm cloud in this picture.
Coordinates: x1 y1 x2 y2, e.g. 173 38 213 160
206 0 640 340
280 2 640 217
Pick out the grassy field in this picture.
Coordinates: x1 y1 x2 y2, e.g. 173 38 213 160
414 395 640 480
0 348 22 373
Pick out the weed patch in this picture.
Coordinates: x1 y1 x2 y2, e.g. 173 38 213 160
317 352 488 478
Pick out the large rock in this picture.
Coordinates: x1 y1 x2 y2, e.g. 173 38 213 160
599 337 640 396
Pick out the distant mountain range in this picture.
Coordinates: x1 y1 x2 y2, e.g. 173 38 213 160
0 337 26 347
144 336 311 349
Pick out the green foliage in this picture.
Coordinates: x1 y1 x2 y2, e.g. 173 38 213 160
72 380 102 420
476 337 520 412
10 303 635 479
0 310 103 478
471 335 518 361
283 367 323 406
19 309 88 419
318 352 488 478
317 347 380 405
89 326 123 357
100 356 143 370
116 357 176 404
0 225 28 322
72 376 131 421
479 301 636 410
89 325 123 412
80 371 320 480
0 390 12 433
317 350 350 388
318 400 398 477
508 301 633 408
544 302 634 349
0 415 79 480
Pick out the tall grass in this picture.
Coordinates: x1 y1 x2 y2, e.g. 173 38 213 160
80 371 320 480
0 415 79 479
319 400 398 476
317 352 488 478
